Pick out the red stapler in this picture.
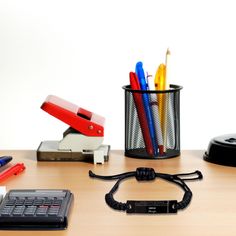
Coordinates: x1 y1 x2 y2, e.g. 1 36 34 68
37 95 110 164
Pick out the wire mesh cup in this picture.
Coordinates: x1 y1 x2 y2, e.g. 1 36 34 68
123 84 183 159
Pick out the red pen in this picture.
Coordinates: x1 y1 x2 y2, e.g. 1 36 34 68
0 163 26 182
129 72 154 156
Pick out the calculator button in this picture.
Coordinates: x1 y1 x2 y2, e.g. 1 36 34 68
24 206 37 216
15 199 25 206
53 199 62 205
48 206 60 216
0 206 14 216
12 206 25 216
48 212 58 216
24 199 34 206
9 197 17 200
5 199 16 206
33 199 44 206
36 206 48 216
44 199 53 206
1 212 12 216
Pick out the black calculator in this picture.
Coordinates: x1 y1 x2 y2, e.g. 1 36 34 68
0 189 73 230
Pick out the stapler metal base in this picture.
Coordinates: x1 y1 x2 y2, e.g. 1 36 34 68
37 141 110 163
37 128 110 164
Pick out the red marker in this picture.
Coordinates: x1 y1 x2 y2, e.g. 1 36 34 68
129 72 154 156
0 163 26 182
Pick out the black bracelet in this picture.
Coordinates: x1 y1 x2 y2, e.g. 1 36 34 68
89 167 203 214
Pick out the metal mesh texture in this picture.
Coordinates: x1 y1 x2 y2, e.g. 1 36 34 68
124 85 181 159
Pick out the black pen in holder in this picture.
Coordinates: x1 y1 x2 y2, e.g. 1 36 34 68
123 84 182 159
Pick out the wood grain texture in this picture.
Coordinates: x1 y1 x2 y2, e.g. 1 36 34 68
0 150 236 236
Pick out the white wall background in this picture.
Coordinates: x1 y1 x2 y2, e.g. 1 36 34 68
0 0 236 150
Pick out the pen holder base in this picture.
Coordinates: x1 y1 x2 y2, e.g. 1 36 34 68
123 84 182 159
125 149 180 159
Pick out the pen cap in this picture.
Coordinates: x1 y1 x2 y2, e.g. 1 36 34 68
123 84 182 159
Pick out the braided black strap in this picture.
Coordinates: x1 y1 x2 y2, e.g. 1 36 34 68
135 167 156 181
105 193 127 211
89 167 203 214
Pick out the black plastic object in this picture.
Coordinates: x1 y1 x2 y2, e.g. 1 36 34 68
204 134 236 167
89 167 203 214
126 200 177 214
123 84 183 159
0 189 73 230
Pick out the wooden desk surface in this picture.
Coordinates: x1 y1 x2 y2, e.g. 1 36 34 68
0 150 236 236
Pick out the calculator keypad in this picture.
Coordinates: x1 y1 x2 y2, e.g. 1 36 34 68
0 196 63 217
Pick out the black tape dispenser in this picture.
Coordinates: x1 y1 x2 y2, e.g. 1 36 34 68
204 134 236 167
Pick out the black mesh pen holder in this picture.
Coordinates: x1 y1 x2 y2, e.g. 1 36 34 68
123 84 182 159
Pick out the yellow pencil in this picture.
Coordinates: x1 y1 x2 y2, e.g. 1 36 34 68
165 48 176 149
165 48 171 89
154 63 167 152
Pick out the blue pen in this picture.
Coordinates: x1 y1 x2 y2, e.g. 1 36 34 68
135 62 158 156
0 156 13 167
